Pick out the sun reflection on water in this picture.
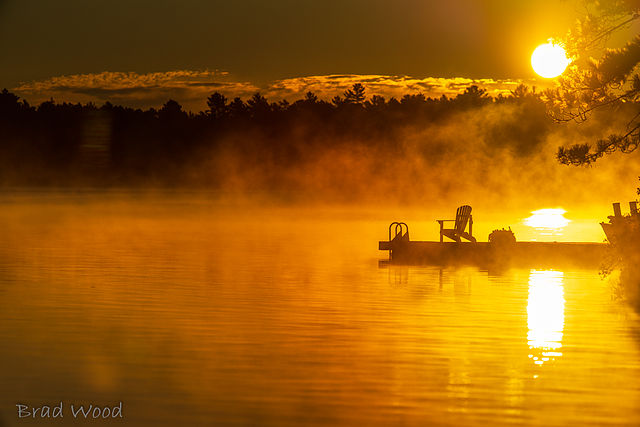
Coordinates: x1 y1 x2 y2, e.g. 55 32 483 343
527 270 565 366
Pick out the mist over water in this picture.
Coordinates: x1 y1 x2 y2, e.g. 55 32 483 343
208 100 639 210
1 86 639 212
0 192 638 426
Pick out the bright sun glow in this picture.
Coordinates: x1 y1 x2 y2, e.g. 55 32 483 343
531 42 570 78
524 208 570 229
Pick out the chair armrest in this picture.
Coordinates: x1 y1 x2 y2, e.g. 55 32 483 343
436 219 455 224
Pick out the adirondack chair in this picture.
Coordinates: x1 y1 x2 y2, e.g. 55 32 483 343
437 205 476 243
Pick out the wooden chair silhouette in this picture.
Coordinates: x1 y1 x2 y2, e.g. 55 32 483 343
437 205 476 243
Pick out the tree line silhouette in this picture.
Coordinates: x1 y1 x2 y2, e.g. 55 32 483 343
0 83 552 189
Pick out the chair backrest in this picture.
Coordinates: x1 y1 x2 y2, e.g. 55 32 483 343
455 205 472 233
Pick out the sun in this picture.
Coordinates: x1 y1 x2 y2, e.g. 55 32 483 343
531 42 570 78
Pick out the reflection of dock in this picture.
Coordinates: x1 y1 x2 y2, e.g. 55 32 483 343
379 223 607 269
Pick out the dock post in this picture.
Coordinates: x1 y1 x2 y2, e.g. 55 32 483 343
630 201 638 217
613 202 622 218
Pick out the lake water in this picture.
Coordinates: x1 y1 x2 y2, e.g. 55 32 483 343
0 192 638 426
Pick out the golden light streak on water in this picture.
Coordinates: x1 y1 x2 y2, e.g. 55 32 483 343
527 270 565 367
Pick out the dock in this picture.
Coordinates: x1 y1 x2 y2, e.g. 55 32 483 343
379 238 607 268
378 217 608 269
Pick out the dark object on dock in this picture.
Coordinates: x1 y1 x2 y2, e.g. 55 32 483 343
600 201 640 245
488 228 516 244
437 205 476 243
379 207 607 269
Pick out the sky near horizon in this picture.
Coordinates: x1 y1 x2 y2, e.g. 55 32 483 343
0 0 636 110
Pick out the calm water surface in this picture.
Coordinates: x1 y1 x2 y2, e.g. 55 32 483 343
0 193 638 426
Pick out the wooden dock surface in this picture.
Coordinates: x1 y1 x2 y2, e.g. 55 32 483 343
379 240 608 269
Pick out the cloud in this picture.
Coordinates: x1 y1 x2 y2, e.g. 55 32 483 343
11 70 554 112
265 74 545 101
12 70 260 112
